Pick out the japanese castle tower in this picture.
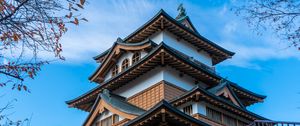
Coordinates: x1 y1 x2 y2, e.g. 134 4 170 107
67 7 269 126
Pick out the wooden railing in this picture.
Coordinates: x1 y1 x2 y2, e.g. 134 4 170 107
171 47 216 73
248 120 300 126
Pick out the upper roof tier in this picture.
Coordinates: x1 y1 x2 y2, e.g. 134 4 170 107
94 9 234 65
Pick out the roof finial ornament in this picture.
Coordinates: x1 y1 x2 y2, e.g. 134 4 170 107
220 77 229 84
102 89 111 97
176 3 187 20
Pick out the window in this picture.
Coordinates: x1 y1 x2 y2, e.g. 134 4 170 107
100 116 112 126
206 107 222 123
183 105 193 115
132 52 141 64
98 114 120 126
113 114 119 124
223 114 237 126
121 59 129 71
207 107 241 126
112 65 119 77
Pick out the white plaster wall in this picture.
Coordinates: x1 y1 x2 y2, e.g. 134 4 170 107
104 68 112 81
113 66 208 98
163 66 195 91
113 67 164 98
177 101 207 116
196 101 207 115
146 30 213 66
141 51 147 58
104 51 148 81
163 31 213 66
149 31 163 44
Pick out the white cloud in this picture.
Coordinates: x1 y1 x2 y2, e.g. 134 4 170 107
47 0 300 68
220 39 300 69
51 0 157 64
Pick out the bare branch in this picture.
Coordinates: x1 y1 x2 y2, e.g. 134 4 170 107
233 0 300 49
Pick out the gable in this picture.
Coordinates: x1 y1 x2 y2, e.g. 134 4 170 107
84 90 145 126
176 16 198 33
215 87 242 107
84 99 137 126
207 81 244 108
90 39 155 82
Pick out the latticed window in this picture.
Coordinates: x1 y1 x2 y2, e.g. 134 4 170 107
97 114 120 126
113 114 119 124
111 65 119 77
132 52 141 64
121 59 129 71
223 114 237 126
100 116 112 126
207 107 241 126
206 107 222 123
183 105 193 115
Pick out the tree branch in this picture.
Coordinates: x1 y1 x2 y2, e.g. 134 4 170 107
0 71 24 81
0 0 30 23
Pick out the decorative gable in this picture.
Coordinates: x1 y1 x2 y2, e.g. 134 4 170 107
178 17 197 32
90 38 155 82
208 80 244 108
216 86 241 107
84 90 145 126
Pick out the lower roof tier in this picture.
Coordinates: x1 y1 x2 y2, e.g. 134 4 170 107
83 87 267 126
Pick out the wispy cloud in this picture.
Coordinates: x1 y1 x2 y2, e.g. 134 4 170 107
213 4 300 69
220 39 300 69
55 0 157 63
52 0 300 68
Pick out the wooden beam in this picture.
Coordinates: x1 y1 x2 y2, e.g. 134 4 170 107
161 51 165 66
160 19 164 30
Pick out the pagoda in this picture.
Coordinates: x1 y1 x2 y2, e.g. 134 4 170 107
67 6 271 126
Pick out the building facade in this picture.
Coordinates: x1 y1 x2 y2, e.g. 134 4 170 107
66 8 295 126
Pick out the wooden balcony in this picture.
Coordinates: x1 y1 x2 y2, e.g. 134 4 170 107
248 120 300 126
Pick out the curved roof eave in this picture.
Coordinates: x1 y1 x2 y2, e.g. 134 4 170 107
89 39 156 81
170 85 269 121
123 9 235 57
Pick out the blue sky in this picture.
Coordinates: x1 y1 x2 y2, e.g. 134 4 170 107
1 0 300 126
